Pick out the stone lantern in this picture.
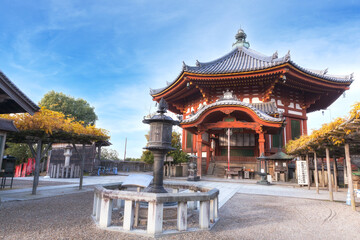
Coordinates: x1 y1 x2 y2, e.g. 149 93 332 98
187 154 200 181
143 98 179 193
257 153 270 185
64 144 73 167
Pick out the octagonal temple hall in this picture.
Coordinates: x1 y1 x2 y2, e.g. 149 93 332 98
150 29 353 180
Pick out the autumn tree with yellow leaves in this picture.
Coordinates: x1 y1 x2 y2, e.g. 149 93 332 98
1 107 109 194
286 102 360 155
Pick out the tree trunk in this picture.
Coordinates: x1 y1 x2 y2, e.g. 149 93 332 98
314 152 319 194
80 144 86 190
326 148 333 201
306 154 310 190
32 139 43 195
345 143 356 211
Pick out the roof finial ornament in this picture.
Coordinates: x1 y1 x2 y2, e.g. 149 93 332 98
284 50 291 61
323 68 328 75
196 60 201 67
182 61 188 71
271 51 278 60
232 28 250 49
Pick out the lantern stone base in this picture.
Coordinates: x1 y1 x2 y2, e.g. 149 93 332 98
187 176 200 181
257 173 270 185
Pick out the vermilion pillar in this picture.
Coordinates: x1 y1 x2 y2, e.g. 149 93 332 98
206 146 211 173
197 133 203 177
258 132 265 156
182 129 186 151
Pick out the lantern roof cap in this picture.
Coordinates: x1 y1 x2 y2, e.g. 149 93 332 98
257 151 294 160
143 98 180 125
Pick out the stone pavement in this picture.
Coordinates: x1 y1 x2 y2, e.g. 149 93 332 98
0 175 128 202
0 174 351 208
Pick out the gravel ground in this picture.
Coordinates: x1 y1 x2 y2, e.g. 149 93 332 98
1 191 360 240
0 179 69 190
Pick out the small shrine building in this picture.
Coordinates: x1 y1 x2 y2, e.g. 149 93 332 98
150 29 353 178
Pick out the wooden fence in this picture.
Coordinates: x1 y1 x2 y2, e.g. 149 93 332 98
49 163 81 178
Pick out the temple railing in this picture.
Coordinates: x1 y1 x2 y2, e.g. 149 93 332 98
92 182 219 237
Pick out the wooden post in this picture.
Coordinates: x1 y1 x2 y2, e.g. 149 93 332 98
333 156 338 192
325 147 333 201
45 150 52 177
345 143 356 211
227 128 231 172
197 133 203 177
206 146 211 173
343 157 348 187
52 164 56 178
61 164 65 178
27 140 52 195
321 158 325 188
32 139 42 195
258 131 265 156
80 144 86 190
313 152 319 194
306 154 310 190
56 164 60 178
70 164 74 178
72 143 86 190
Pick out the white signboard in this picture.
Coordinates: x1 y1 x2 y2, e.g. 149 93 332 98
296 160 308 185
165 155 174 162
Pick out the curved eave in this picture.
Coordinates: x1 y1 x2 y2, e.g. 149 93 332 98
151 62 352 99
287 62 353 86
181 100 283 127
0 71 40 115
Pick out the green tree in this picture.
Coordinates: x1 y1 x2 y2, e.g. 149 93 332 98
100 148 120 161
168 131 189 164
140 131 189 164
5 143 32 164
141 150 154 164
39 91 98 126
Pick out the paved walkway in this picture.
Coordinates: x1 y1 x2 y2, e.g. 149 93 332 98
0 175 352 208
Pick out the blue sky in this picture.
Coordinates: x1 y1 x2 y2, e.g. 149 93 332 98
0 0 359 157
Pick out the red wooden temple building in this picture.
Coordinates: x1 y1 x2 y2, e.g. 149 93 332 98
150 29 353 179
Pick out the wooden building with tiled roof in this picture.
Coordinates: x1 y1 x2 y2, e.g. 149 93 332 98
0 71 40 168
150 29 353 179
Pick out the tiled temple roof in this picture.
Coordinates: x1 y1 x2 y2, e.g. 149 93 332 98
150 46 354 96
185 47 288 74
250 102 278 115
